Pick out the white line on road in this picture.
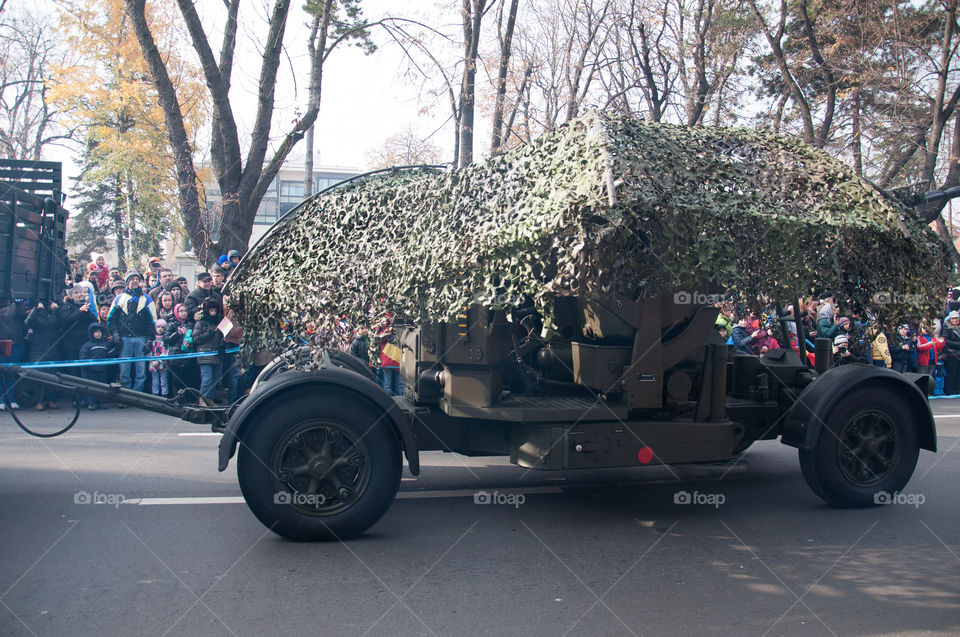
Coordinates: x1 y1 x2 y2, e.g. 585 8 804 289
178 432 223 437
124 486 564 506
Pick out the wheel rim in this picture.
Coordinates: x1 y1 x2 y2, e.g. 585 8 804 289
836 410 902 487
270 420 371 516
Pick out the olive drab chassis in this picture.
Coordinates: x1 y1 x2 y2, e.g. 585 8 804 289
211 292 936 540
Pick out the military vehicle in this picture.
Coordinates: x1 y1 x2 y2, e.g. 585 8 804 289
215 112 943 540
0 113 946 541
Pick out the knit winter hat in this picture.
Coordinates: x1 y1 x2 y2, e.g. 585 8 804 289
836 317 851 329
124 270 142 283
833 334 849 345
155 318 168 329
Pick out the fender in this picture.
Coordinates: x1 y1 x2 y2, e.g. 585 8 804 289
780 363 936 452
217 367 420 475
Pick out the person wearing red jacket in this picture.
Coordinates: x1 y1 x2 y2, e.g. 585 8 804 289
917 321 945 376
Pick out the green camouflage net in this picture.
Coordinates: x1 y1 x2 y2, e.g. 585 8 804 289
227 110 950 361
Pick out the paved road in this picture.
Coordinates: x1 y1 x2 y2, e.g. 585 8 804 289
1 399 958 636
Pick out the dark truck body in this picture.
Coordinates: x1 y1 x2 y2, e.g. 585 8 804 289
0 159 69 303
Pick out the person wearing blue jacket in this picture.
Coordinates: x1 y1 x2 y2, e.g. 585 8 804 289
107 271 156 395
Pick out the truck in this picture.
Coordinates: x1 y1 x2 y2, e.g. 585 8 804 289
0 159 69 304
0 113 946 541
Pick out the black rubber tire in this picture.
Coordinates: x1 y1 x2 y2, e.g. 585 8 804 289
799 385 920 507
236 391 401 540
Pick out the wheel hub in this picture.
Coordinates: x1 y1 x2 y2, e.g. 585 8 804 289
837 411 900 487
271 421 371 516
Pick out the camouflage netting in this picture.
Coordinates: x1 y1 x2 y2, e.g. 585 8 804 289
227 110 950 361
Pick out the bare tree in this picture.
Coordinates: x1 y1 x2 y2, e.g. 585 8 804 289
366 125 442 167
126 0 326 264
0 7 72 160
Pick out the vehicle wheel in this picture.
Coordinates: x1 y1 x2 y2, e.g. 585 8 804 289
236 391 401 540
798 386 919 507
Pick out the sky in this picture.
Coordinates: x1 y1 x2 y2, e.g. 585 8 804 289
35 0 462 189
206 0 461 171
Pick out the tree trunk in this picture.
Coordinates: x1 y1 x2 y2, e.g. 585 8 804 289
303 3 332 197
113 177 126 272
458 0 486 168
490 0 519 156
851 89 862 177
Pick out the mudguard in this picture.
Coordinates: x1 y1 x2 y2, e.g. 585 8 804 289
780 363 937 452
217 367 420 474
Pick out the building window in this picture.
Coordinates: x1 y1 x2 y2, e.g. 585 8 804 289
279 180 304 216
254 178 280 225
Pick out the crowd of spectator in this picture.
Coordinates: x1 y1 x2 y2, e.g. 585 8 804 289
715 289 960 395
0 249 404 411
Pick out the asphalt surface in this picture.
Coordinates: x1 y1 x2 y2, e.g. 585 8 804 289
0 399 958 636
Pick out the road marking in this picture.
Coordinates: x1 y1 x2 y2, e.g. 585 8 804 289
123 486 564 506
131 497 245 505
934 414 960 418
178 432 222 437
397 486 562 499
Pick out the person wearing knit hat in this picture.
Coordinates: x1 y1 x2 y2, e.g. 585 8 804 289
890 323 914 374
107 268 156 397
149 316 170 397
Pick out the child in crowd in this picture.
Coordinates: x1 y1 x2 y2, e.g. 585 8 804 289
150 318 170 397
78 323 119 410
191 298 224 406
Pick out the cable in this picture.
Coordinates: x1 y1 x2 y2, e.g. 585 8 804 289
4 393 81 438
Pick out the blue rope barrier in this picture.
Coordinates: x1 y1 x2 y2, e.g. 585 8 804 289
0 347 241 369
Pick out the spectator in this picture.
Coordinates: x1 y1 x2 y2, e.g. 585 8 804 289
221 296 243 404
731 315 762 354
349 323 371 365
917 321 945 376
946 289 960 318
228 250 241 267
25 299 61 409
88 252 110 290
78 323 119 410
801 299 819 342
156 290 176 324
210 266 226 292
867 324 892 368
107 271 157 397
836 317 868 362
184 272 220 317
0 295 27 410
376 316 403 396
833 334 860 365
164 303 196 399
149 318 170 398
890 324 914 373
149 268 176 303
167 282 183 306
941 311 960 394
192 298 224 406
58 285 97 363
816 296 840 339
